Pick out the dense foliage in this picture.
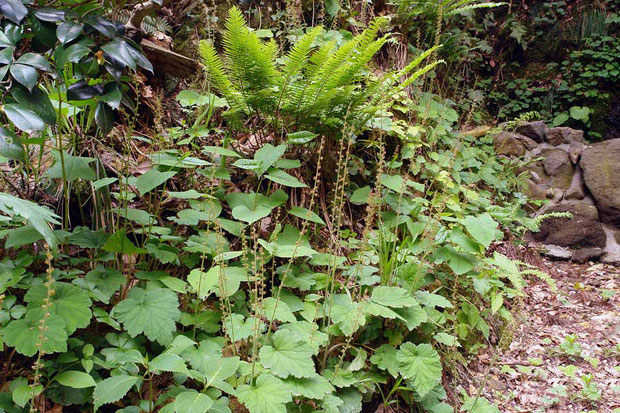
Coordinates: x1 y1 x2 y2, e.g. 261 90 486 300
0 1 590 412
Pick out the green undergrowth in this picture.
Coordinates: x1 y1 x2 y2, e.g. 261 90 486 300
0 6 550 413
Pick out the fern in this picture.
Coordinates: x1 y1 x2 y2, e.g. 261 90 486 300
200 7 439 139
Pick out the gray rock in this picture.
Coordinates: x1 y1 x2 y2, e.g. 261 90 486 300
580 139 620 226
571 248 604 263
541 148 574 190
531 199 606 248
541 244 572 260
568 141 584 164
516 121 547 142
494 132 526 157
547 127 585 146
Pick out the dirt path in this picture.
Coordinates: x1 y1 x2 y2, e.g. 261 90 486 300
468 259 620 412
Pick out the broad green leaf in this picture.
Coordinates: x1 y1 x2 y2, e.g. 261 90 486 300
202 356 239 391
10 64 37 91
237 373 292 413
394 303 428 330
287 131 317 144
370 344 399 376
202 145 240 158
113 287 181 345
0 192 60 248
461 213 498 248
103 229 146 255
3 310 68 356
282 374 334 399
0 127 24 160
187 268 218 299
265 168 307 187
435 246 476 275
329 296 366 336
3 103 45 132
254 143 287 175
55 43 90 68
174 390 213 413
569 105 590 122
415 291 453 309
93 375 139 411
55 371 96 388
288 206 325 225
135 169 177 195
462 396 500 413
380 174 406 193
16 53 52 71
350 186 371 205
259 329 315 378
150 353 189 375
262 297 296 323
57 21 84 45
396 343 442 397
371 286 417 308
25 282 92 334
46 151 96 181
223 313 264 342
11 86 57 125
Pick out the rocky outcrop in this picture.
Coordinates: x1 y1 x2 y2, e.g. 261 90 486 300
493 121 620 264
580 139 620 226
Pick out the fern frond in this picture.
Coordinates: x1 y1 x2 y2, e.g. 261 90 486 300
199 40 246 114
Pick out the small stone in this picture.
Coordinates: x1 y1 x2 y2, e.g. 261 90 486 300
494 132 526 157
541 244 572 260
568 141 584 164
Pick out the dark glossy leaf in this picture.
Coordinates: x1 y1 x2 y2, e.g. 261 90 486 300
126 44 152 73
101 40 135 70
102 82 122 109
0 126 24 160
10 64 37 91
16 53 52 71
57 21 83 45
104 62 122 80
67 81 103 101
95 101 113 134
0 31 13 47
0 47 13 64
11 86 56 124
84 15 117 38
0 0 28 24
3 23 22 44
33 7 64 22
30 16 57 49
0 64 9 81
55 43 90 68
3 103 45 131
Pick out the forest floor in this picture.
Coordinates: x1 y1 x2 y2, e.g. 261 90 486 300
467 252 620 413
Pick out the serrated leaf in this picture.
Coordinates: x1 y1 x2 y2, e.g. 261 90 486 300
461 213 498 249
394 303 428 330
3 310 67 356
396 343 442 398
259 329 315 378
93 375 139 411
371 286 417 308
55 371 96 388
370 344 399 376
150 353 189 375
25 282 92 334
202 356 239 391
262 297 296 323
237 374 292 413
113 287 181 345
282 374 334 399
174 390 213 413
102 229 146 255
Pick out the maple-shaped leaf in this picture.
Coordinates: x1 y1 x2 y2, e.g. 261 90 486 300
396 342 442 398
113 287 181 345
24 282 91 334
237 373 292 413
3 309 68 356
258 329 315 378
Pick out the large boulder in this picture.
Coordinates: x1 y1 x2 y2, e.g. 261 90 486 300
516 121 547 142
547 127 585 146
580 139 620 226
531 199 606 248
